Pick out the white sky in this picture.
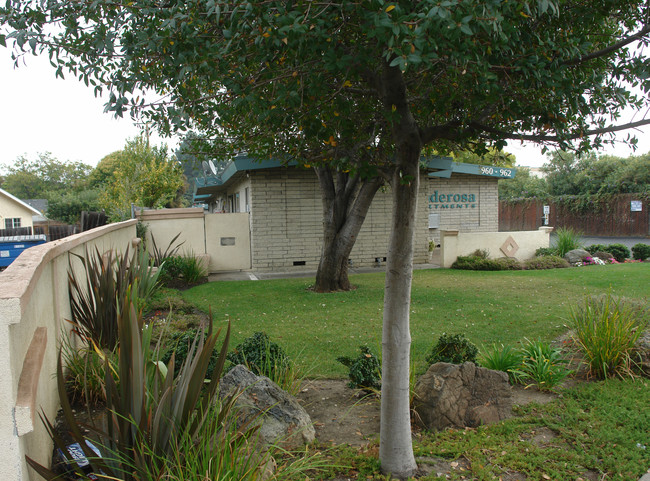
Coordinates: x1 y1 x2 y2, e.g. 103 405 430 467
1 51 649 171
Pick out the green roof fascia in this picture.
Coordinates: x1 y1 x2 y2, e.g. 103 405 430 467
220 155 298 185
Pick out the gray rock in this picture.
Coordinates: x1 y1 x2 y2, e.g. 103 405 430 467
219 365 315 448
564 248 591 264
412 362 512 431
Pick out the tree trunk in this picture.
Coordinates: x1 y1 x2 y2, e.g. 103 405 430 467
379 147 420 479
313 166 383 292
378 61 420 479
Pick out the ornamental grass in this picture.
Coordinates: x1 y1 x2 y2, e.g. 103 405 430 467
569 293 648 379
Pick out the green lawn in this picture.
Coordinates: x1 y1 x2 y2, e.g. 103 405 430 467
182 263 650 377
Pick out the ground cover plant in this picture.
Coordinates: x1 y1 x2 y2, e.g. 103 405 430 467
183 264 650 377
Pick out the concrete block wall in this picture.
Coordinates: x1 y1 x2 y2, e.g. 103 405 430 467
247 169 499 271
425 174 499 245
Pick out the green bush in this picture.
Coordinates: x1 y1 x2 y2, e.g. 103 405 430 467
513 339 571 391
451 255 521 271
425 333 478 365
555 227 582 257
227 331 289 375
159 255 185 284
535 246 558 257
180 255 208 284
524 255 570 270
479 344 522 384
585 244 607 255
606 243 630 262
336 345 381 391
159 255 207 287
631 243 650 261
570 293 647 379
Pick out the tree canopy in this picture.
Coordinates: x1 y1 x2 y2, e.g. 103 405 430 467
1 153 92 199
498 150 650 199
4 0 650 477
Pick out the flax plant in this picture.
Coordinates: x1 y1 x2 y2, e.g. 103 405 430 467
68 245 160 350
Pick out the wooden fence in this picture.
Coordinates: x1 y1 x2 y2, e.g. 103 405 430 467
499 194 650 236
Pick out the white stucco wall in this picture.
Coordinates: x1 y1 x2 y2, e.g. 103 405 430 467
440 227 553 268
0 220 137 480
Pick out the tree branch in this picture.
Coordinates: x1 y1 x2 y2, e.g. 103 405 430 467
563 24 650 66
469 117 650 142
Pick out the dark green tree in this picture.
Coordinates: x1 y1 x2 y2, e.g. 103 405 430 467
499 167 549 200
4 1 650 476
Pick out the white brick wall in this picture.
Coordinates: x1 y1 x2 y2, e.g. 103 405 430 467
244 168 499 271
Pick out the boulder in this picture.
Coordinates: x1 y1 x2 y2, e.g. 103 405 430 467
218 365 315 449
412 362 512 431
564 248 591 264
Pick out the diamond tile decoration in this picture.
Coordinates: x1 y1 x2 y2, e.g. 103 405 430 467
500 235 519 258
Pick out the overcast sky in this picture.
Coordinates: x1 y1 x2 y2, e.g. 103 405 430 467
1 51 649 171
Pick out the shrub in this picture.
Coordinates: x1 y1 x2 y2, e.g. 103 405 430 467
555 227 582 257
179 254 208 284
524 255 570 270
451 255 521 271
494 257 523 270
631 243 650 261
226 331 304 394
585 244 608 255
479 344 522 384
569 293 647 379
425 333 478 365
159 254 208 287
513 339 571 391
158 255 185 284
606 243 630 263
535 246 558 257
336 345 381 391
470 248 490 259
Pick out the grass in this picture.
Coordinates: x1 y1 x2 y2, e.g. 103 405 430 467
182 264 650 378
310 379 650 480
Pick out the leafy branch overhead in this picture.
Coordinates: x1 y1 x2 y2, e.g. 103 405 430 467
2 1 650 162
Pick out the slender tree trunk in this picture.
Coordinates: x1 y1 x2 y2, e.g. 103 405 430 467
379 146 420 479
313 166 383 292
378 61 420 478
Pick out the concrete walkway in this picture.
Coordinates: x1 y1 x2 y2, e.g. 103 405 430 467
208 262 441 282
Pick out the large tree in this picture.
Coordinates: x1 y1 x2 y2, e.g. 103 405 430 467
4 1 650 477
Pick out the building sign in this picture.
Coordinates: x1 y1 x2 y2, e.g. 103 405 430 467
631 200 642 212
429 191 477 210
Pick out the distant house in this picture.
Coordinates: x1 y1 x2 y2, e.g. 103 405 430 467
0 188 42 234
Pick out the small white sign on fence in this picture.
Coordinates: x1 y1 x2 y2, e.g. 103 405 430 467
631 200 642 212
